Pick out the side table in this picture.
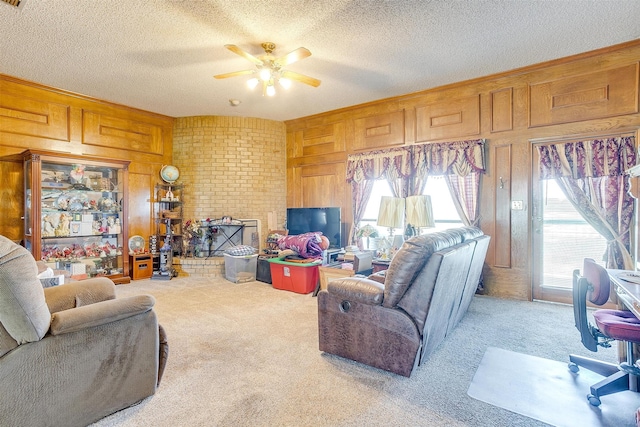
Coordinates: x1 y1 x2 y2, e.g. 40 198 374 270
317 265 355 294
372 259 391 273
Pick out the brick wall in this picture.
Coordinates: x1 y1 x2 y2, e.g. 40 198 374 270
173 116 287 249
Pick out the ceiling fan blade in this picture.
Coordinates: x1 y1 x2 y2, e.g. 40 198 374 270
214 70 255 79
281 70 321 87
224 44 263 66
274 47 311 67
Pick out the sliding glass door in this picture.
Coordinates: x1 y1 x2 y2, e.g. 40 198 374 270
532 176 608 304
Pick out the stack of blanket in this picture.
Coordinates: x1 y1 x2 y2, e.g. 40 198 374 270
277 232 329 259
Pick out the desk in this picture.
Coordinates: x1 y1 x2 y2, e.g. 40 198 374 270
609 270 640 318
608 270 640 364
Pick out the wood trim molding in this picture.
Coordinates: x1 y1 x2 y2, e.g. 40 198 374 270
493 144 512 268
490 87 513 133
529 63 639 128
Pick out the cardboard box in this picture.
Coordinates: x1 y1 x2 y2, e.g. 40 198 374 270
268 259 319 294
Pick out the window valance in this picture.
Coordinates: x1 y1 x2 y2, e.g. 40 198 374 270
346 146 412 183
412 139 486 177
537 136 636 179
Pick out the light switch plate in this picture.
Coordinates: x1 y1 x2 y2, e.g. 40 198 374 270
511 200 524 210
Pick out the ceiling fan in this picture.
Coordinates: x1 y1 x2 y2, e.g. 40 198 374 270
214 42 321 96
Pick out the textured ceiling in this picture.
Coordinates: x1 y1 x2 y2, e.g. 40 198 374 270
1 0 640 122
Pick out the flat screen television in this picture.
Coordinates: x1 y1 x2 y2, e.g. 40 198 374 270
286 207 342 249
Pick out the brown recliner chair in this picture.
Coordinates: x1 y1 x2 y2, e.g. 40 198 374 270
318 227 489 377
0 235 168 427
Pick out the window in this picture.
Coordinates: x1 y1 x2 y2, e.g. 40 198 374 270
422 176 464 232
359 177 464 245
540 179 607 289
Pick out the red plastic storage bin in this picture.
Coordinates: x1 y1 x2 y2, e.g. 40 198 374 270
268 259 319 294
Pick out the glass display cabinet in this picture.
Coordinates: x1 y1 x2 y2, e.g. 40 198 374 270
22 150 131 284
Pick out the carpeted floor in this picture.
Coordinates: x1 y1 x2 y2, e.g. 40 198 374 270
91 276 635 427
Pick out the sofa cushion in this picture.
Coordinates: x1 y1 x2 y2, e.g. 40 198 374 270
446 226 483 242
0 321 18 357
0 235 51 344
383 231 462 308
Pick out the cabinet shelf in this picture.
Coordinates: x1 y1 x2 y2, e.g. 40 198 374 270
41 233 121 239
41 209 120 214
42 187 120 193
21 149 131 284
154 183 183 259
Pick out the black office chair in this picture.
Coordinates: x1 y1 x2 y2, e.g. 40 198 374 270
568 258 640 406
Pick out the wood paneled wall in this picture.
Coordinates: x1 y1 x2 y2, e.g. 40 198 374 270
0 74 174 243
285 40 640 300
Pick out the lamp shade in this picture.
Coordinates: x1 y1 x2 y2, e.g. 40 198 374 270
405 195 435 228
377 196 405 229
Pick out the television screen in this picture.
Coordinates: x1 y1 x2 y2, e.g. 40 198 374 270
286 207 342 249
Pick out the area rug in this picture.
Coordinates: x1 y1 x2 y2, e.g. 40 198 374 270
467 347 640 427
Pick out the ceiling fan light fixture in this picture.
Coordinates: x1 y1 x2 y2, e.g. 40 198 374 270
279 77 291 89
247 77 259 90
259 67 272 82
266 84 276 97
215 42 321 96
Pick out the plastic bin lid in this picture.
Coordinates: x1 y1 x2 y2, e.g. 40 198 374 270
224 253 258 259
267 258 321 267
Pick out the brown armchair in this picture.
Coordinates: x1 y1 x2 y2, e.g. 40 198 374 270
0 235 168 427
318 227 489 377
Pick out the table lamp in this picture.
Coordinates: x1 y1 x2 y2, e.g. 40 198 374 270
405 195 435 238
377 196 405 255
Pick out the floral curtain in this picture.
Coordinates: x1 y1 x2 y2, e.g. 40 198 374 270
412 139 486 224
537 136 636 269
346 140 486 240
388 177 409 198
445 172 482 227
349 179 375 246
347 146 412 243
346 146 413 184
411 139 486 178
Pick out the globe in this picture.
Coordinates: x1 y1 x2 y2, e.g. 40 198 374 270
160 165 180 184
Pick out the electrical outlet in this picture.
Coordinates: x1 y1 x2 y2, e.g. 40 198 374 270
511 200 524 210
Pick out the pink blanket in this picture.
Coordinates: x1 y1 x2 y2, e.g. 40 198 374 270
277 232 324 259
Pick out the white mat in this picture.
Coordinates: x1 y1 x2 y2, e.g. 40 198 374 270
468 347 640 427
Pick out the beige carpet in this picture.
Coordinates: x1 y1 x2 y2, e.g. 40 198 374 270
90 276 629 427
94 277 457 427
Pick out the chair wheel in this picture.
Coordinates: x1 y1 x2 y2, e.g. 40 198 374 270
568 362 579 373
587 394 601 406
